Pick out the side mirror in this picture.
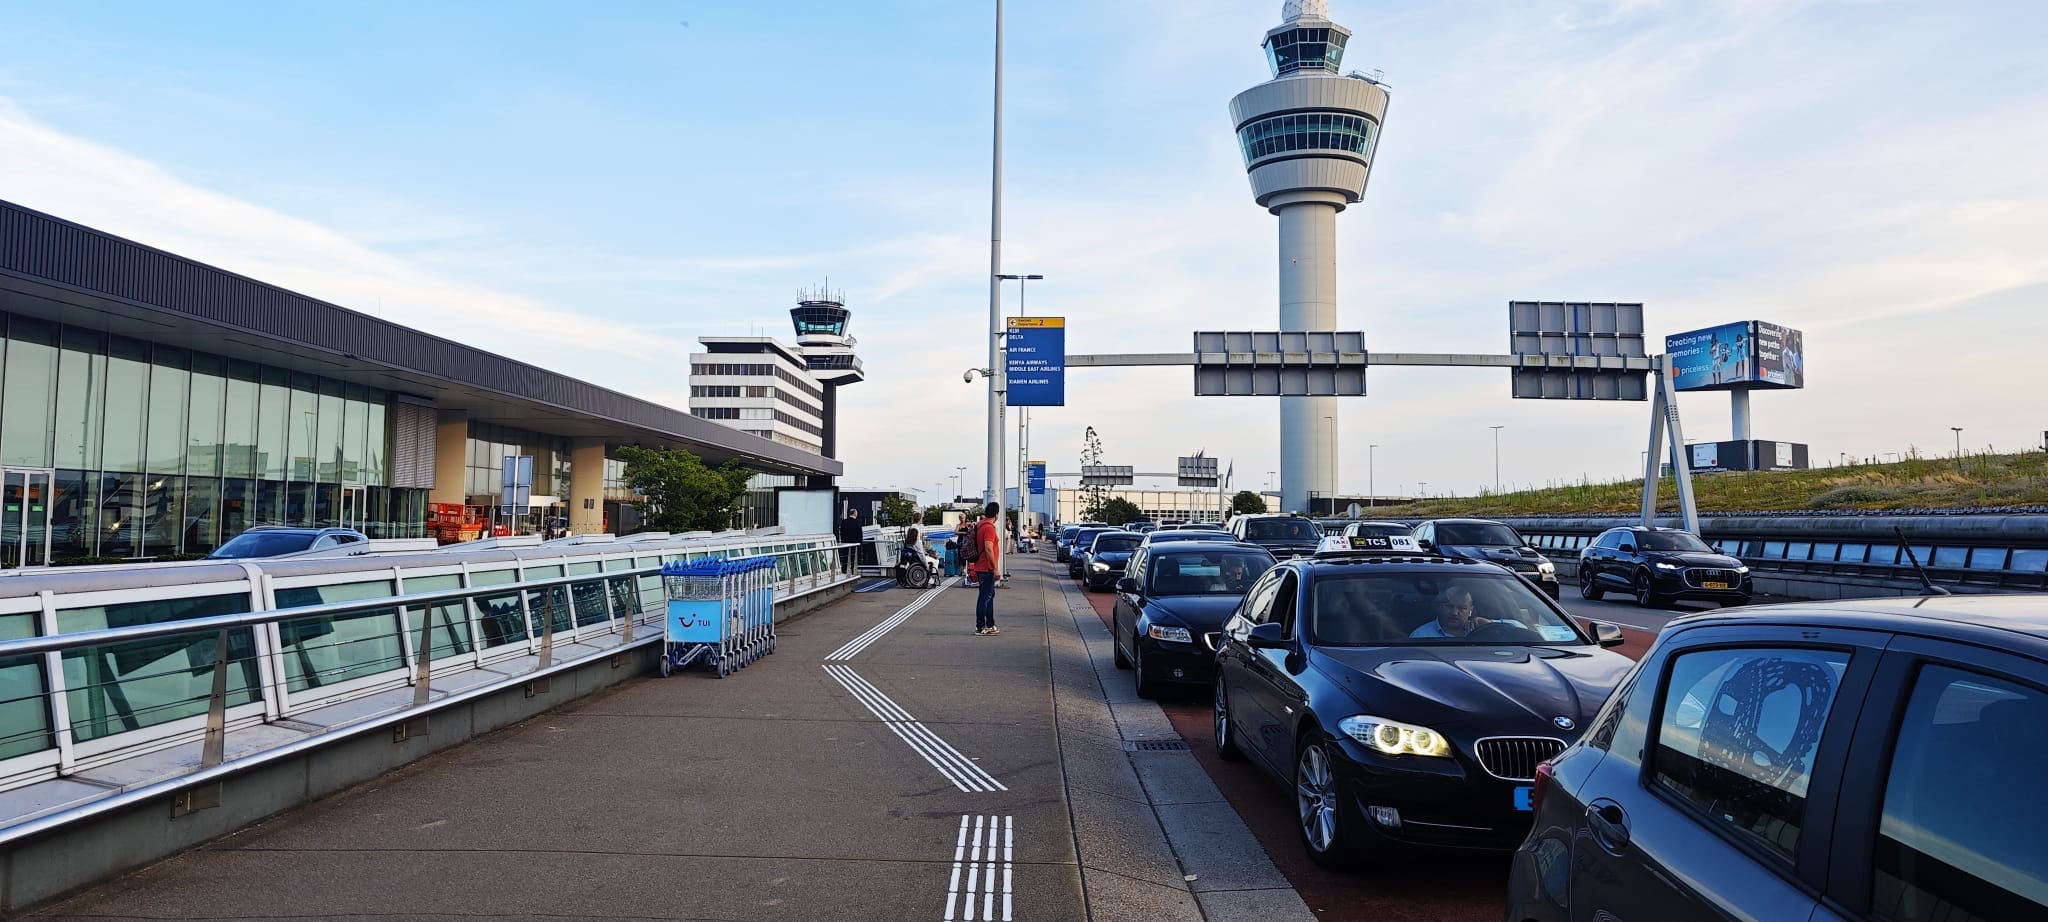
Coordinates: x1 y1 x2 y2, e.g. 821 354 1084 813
1617 543 1636 555
1416 538 1433 551
1592 621 1626 648
1116 577 1139 594
1247 622 1288 650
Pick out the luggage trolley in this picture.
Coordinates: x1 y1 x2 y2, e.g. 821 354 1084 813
658 556 779 677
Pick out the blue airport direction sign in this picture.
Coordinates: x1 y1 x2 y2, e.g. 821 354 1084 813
1028 461 1047 495
1007 317 1065 406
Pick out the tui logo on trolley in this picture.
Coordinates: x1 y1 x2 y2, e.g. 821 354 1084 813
1315 535 1422 556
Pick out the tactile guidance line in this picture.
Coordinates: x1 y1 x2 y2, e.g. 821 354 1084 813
823 664 1005 793
944 814 1014 922
827 578 957 660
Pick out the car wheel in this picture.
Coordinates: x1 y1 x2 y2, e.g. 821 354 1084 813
1579 569 1604 601
1133 633 1159 700
1633 570 1663 608
1214 682 1243 761
1295 735 1356 870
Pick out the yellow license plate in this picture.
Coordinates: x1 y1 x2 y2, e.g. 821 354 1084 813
1703 581 1729 590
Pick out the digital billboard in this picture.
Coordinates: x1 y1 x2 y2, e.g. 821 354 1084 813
1753 322 1804 388
1665 321 1754 391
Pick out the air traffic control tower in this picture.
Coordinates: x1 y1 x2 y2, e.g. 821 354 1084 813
790 288 865 466
1230 0 1388 513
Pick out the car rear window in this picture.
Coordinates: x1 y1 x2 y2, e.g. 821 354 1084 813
1093 535 1141 553
1434 523 1523 546
1244 519 1321 542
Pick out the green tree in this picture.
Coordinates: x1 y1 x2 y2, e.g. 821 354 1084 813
922 506 947 526
616 445 754 534
1231 490 1268 516
879 493 917 527
1099 497 1142 526
1079 426 1110 520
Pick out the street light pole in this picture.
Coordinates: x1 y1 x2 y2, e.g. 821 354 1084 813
1367 444 1377 509
1951 426 1964 470
1489 426 1504 494
984 0 1007 543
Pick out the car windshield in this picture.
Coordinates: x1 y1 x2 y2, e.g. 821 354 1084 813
1060 528 1079 541
1307 571 1587 646
1350 523 1410 538
1434 523 1523 547
209 531 318 559
1073 529 1111 548
1149 550 1275 596
1244 519 1322 542
1636 531 1714 552
1093 535 1141 553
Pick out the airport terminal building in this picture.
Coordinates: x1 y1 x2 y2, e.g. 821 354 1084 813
0 200 839 566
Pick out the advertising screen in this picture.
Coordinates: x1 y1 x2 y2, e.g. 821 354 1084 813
1665 321 1755 391
1692 443 1720 470
1753 322 1805 388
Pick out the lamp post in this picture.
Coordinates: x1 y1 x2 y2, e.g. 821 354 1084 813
1418 481 1428 499
955 467 967 503
1367 444 1378 509
983 0 1008 547
1489 426 1504 494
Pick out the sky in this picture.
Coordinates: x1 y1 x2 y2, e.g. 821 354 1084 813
2 0 2044 503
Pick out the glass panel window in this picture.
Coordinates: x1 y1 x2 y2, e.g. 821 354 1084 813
183 476 220 555
364 400 386 486
1868 545 1900 566
145 356 188 474
1787 542 1812 560
96 472 143 559
256 478 286 527
1 320 58 467
288 380 317 482
1872 665 2047 921
57 594 259 743
186 357 225 478
316 385 343 482
1652 646 1852 861
1762 541 1787 559
52 470 93 561
273 581 405 692
223 372 258 479
1966 548 2008 571
140 474 184 557
1931 547 1968 569
101 347 149 474
220 478 253 543
1839 544 1869 563
258 374 289 481
569 562 609 627
400 574 474 660
0 612 50 759
524 565 571 633
467 568 529 649
2011 549 2048 573
1813 543 1839 562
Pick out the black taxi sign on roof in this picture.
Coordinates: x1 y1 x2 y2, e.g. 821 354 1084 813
1315 534 1424 556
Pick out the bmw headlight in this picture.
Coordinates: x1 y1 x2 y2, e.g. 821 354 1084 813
1537 560 1556 576
1338 716 1453 758
1654 561 1680 571
1146 624 1193 643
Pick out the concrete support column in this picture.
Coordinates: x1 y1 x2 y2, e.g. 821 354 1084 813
1275 195 1342 514
430 410 469 507
1730 388 1753 442
569 439 608 535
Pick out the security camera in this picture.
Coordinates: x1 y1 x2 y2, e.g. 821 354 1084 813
963 369 976 384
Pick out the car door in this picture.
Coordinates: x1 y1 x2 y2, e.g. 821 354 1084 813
1564 622 1888 922
1114 549 1146 654
1221 571 1285 771
1601 530 1637 590
1238 570 1305 771
1815 636 2048 922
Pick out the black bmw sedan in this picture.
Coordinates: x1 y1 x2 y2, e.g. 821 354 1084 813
1579 525 1752 607
1212 544 1633 867
1111 542 1276 697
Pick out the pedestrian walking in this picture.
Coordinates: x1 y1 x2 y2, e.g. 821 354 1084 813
837 506 863 574
967 502 1002 635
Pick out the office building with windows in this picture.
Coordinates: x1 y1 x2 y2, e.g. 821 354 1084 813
0 200 840 566
688 288 865 506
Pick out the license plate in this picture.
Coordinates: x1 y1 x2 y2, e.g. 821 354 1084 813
1703 581 1729 590
1512 786 1533 812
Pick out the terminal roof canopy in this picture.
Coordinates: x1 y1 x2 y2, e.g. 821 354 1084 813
0 199 840 477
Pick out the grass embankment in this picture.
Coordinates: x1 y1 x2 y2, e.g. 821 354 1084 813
1398 451 2048 518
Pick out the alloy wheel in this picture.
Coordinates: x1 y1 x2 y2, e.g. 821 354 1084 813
1297 743 1339 854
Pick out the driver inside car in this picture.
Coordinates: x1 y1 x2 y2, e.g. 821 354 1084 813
1410 586 1527 638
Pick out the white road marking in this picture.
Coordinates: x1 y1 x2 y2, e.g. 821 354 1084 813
827 578 958 660
822 665 1006 792
943 814 1014 922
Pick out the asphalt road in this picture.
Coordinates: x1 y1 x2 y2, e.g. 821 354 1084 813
1063 559 1708 922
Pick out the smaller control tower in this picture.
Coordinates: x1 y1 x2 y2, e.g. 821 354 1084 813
1230 0 1389 513
790 287 865 466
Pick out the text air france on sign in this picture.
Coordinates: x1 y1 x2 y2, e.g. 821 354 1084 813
1006 317 1066 407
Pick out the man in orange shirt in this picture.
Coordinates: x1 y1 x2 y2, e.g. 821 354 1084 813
971 502 1003 635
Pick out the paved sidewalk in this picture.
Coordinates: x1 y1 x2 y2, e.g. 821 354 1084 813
30 555 1304 921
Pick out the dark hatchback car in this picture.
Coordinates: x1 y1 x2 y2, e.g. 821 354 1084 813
1212 542 1633 868
1230 514 1327 560
1412 518 1561 598
1578 525 1752 608
1055 525 1082 562
1507 596 2048 922
1112 542 1275 697
1079 531 1143 592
